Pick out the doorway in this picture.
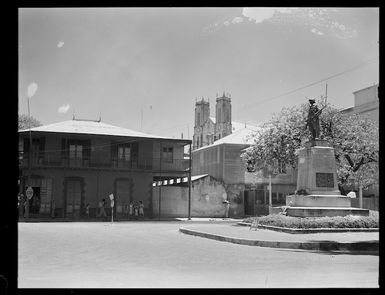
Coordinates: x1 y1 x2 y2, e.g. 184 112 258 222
64 177 84 219
244 190 255 216
114 178 132 218
28 186 41 215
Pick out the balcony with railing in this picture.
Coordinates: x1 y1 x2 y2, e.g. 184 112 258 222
19 151 188 172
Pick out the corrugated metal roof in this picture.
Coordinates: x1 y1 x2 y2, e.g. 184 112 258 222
191 174 209 181
193 125 261 152
208 117 255 132
18 119 190 142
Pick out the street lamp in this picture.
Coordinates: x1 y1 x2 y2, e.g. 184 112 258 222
25 82 38 218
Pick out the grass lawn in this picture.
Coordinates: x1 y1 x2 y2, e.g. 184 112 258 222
243 210 379 229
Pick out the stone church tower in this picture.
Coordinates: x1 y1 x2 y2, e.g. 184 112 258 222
193 97 214 150
193 92 232 150
215 92 232 140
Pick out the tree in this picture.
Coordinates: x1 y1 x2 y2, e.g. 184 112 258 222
241 101 379 192
18 114 42 130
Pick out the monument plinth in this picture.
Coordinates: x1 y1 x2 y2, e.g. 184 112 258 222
286 139 369 217
296 139 341 196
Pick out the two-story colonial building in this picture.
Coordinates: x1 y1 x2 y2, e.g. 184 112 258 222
18 118 192 220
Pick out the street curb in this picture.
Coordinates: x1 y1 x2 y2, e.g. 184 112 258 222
237 222 380 234
179 227 379 251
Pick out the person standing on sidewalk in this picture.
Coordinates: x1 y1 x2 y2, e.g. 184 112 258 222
18 194 25 218
86 203 90 218
223 200 230 219
138 201 144 219
134 203 139 220
97 198 107 221
128 201 134 220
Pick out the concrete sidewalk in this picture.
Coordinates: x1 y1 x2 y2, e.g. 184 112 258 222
179 223 379 252
18 217 242 223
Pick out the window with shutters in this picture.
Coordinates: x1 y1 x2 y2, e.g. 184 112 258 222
69 142 83 167
62 139 90 167
162 147 173 163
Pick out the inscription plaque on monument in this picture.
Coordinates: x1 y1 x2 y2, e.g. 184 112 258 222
316 172 334 188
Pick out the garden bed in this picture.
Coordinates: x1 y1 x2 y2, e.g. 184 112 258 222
242 211 379 230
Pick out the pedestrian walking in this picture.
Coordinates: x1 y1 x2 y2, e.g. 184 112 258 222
138 201 144 218
97 198 107 221
129 201 134 220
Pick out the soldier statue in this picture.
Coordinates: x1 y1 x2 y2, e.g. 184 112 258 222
306 98 323 140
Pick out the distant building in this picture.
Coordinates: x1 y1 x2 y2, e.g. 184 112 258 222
339 83 379 210
192 125 297 217
18 119 191 220
339 83 379 123
193 92 234 150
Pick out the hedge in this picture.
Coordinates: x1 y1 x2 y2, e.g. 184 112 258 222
243 211 379 229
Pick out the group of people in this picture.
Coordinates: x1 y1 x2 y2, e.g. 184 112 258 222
95 198 145 220
126 201 145 220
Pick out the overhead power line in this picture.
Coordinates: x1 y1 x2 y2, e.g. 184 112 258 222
235 56 379 110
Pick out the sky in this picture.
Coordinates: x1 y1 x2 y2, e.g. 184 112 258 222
18 7 379 139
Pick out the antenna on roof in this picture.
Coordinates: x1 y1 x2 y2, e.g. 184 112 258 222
72 109 76 120
98 112 101 122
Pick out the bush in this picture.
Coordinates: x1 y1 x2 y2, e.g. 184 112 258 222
243 213 379 229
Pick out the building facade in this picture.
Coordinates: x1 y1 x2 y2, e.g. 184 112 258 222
18 119 191 220
340 83 379 123
192 127 297 217
339 83 379 209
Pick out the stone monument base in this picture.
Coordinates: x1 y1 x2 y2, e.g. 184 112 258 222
286 205 369 217
285 194 369 217
286 139 369 218
287 194 351 208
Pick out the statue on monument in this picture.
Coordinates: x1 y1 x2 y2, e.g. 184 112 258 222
306 98 323 140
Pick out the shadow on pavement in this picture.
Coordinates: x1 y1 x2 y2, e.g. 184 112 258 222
276 248 379 256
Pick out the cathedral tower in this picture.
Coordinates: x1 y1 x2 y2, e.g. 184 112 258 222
193 97 212 150
215 92 232 140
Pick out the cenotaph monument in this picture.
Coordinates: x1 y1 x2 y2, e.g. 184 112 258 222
285 99 369 217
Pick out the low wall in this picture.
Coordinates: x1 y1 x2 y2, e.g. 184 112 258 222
152 176 229 218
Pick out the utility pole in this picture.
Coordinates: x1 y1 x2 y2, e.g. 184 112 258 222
188 143 192 220
325 83 328 104
158 141 162 221
268 174 272 214
25 83 38 219
359 183 363 208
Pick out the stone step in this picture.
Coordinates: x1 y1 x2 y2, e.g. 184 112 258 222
286 195 351 208
286 207 369 217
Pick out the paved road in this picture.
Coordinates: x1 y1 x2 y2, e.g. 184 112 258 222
18 222 379 288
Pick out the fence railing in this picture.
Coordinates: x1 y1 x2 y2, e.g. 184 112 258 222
19 152 188 172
